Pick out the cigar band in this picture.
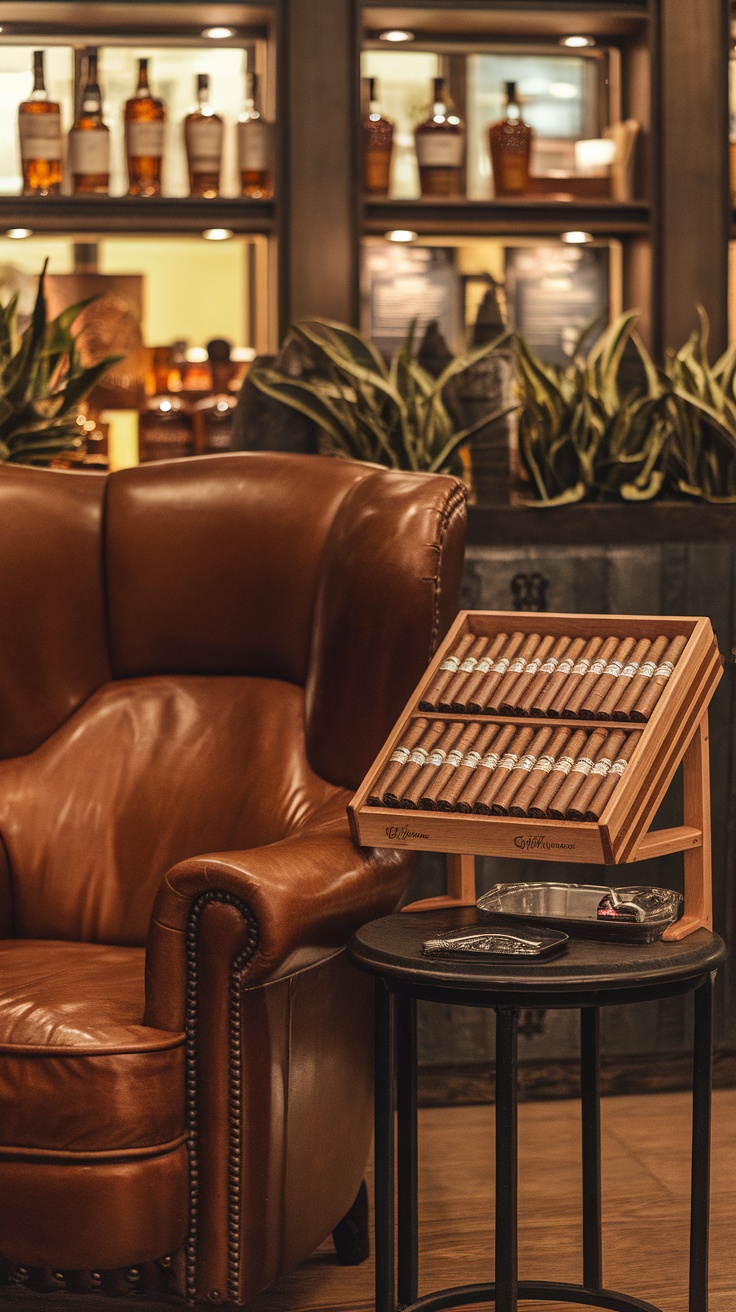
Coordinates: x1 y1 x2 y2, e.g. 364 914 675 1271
498 752 519 772
409 748 428 765
480 751 501 770
427 749 446 767
446 749 464 767
588 658 607 676
552 755 575 775
638 660 657 679
439 656 461 673
533 754 555 774
591 757 612 777
459 656 478 673
540 657 559 674
492 657 511 675
557 657 575 674
654 660 675 679
603 660 623 677
610 757 629 776
572 756 594 776
462 750 482 769
524 657 542 677
621 662 639 678
517 753 537 772
572 658 591 676
476 656 494 674
389 747 411 765
508 657 527 674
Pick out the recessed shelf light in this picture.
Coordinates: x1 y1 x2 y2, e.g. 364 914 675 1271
385 229 418 243
561 230 594 244
6 228 32 240
379 29 415 43
202 227 234 241
202 26 235 39
560 35 595 48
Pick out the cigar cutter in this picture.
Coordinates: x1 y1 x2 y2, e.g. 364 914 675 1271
422 923 569 960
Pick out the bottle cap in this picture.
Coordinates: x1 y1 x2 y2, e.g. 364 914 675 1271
505 80 517 99
197 73 209 93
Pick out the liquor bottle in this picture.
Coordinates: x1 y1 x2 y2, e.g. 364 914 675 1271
237 72 274 199
69 49 110 195
18 50 63 196
138 394 194 461
193 340 238 453
414 77 465 198
363 77 394 196
125 57 165 197
184 73 223 198
488 81 533 197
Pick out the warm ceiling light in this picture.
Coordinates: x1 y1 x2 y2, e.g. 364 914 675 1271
560 35 595 48
561 230 594 244
202 227 234 241
385 229 418 243
202 26 234 39
379 29 414 42
5 228 32 239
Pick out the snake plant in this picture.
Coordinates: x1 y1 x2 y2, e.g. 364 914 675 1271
0 260 120 466
248 318 516 475
665 307 736 503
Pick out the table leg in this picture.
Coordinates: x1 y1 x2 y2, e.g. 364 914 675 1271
689 972 714 1312
581 1006 603 1290
495 1007 519 1312
375 978 396 1312
397 994 418 1308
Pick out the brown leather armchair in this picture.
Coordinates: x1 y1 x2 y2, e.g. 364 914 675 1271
0 453 466 1306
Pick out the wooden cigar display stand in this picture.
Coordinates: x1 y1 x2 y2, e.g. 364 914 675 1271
348 610 723 942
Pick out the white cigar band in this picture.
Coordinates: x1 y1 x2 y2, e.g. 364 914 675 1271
459 656 478 673
462 750 482 769
440 656 460 673
654 660 675 679
524 658 542 677
572 756 594 776
638 660 657 679
572 658 591 676
557 657 575 674
508 657 527 674
533 754 555 774
446 749 464 767
610 757 628 776
409 748 428 765
620 662 639 679
476 656 493 674
540 657 559 675
603 660 623 677
389 746 411 765
480 751 501 771
498 752 519 772
552 754 575 775
591 757 612 776
493 657 510 675
588 658 607 676
427 749 447 767
517 753 537 772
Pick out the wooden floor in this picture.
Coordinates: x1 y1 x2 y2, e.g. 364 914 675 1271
248 1089 736 1312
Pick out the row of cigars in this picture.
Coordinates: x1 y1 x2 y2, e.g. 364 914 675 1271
421 630 687 721
369 719 640 822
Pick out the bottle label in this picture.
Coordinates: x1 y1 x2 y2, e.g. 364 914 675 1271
69 127 109 174
19 112 61 160
238 118 274 172
459 656 477 673
415 131 465 169
389 747 410 765
186 118 223 170
440 656 460 673
127 120 165 157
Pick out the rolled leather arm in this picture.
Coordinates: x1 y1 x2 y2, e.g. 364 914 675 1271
144 797 413 1031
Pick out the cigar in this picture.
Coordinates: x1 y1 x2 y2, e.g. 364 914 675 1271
578 636 637 720
454 723 517 812
419 720 485 809
400 721 465 809
485 633 543 715
498 634 556 715
438 635 489 712
509 727 572 817
436 722 504 811
528 728 589 818
515 635 572 716
630 635 688 722
491 727 553 815
383 720 446 806
564 729 628 821
418 634 475 711
584 731 642 821
530 637 586 717
596 638 652 720
473 725 536 814
466 632 526 714
559 637 619 718
547 728 609 820
547 637 603 718
450 632 508 712
610 635 669 721
368 717 430 805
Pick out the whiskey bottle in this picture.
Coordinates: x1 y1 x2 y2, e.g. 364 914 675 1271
363 77 394 196
414 77 465 198
184 73 223 198
69 49 110 195
237 72 274 199
488 81 533 197
139 394 194 461
18 50 63 196
193 339 238 453
125 57 165 197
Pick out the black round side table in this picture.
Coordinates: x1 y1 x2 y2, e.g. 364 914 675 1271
348 907 727 1312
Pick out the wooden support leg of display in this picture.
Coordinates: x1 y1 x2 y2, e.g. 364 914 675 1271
662 711 712 942
402 852 476 913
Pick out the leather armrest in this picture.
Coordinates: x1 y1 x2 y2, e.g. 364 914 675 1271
144 797 413 1030
0 836 13 937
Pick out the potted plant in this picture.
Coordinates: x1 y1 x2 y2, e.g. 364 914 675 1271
664 308 736 503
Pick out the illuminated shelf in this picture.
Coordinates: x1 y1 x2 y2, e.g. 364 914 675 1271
0 195 275 236
363 197 650 237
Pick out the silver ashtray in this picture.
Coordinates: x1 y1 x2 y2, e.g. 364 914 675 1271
423 923 568 960
476 882 683 943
